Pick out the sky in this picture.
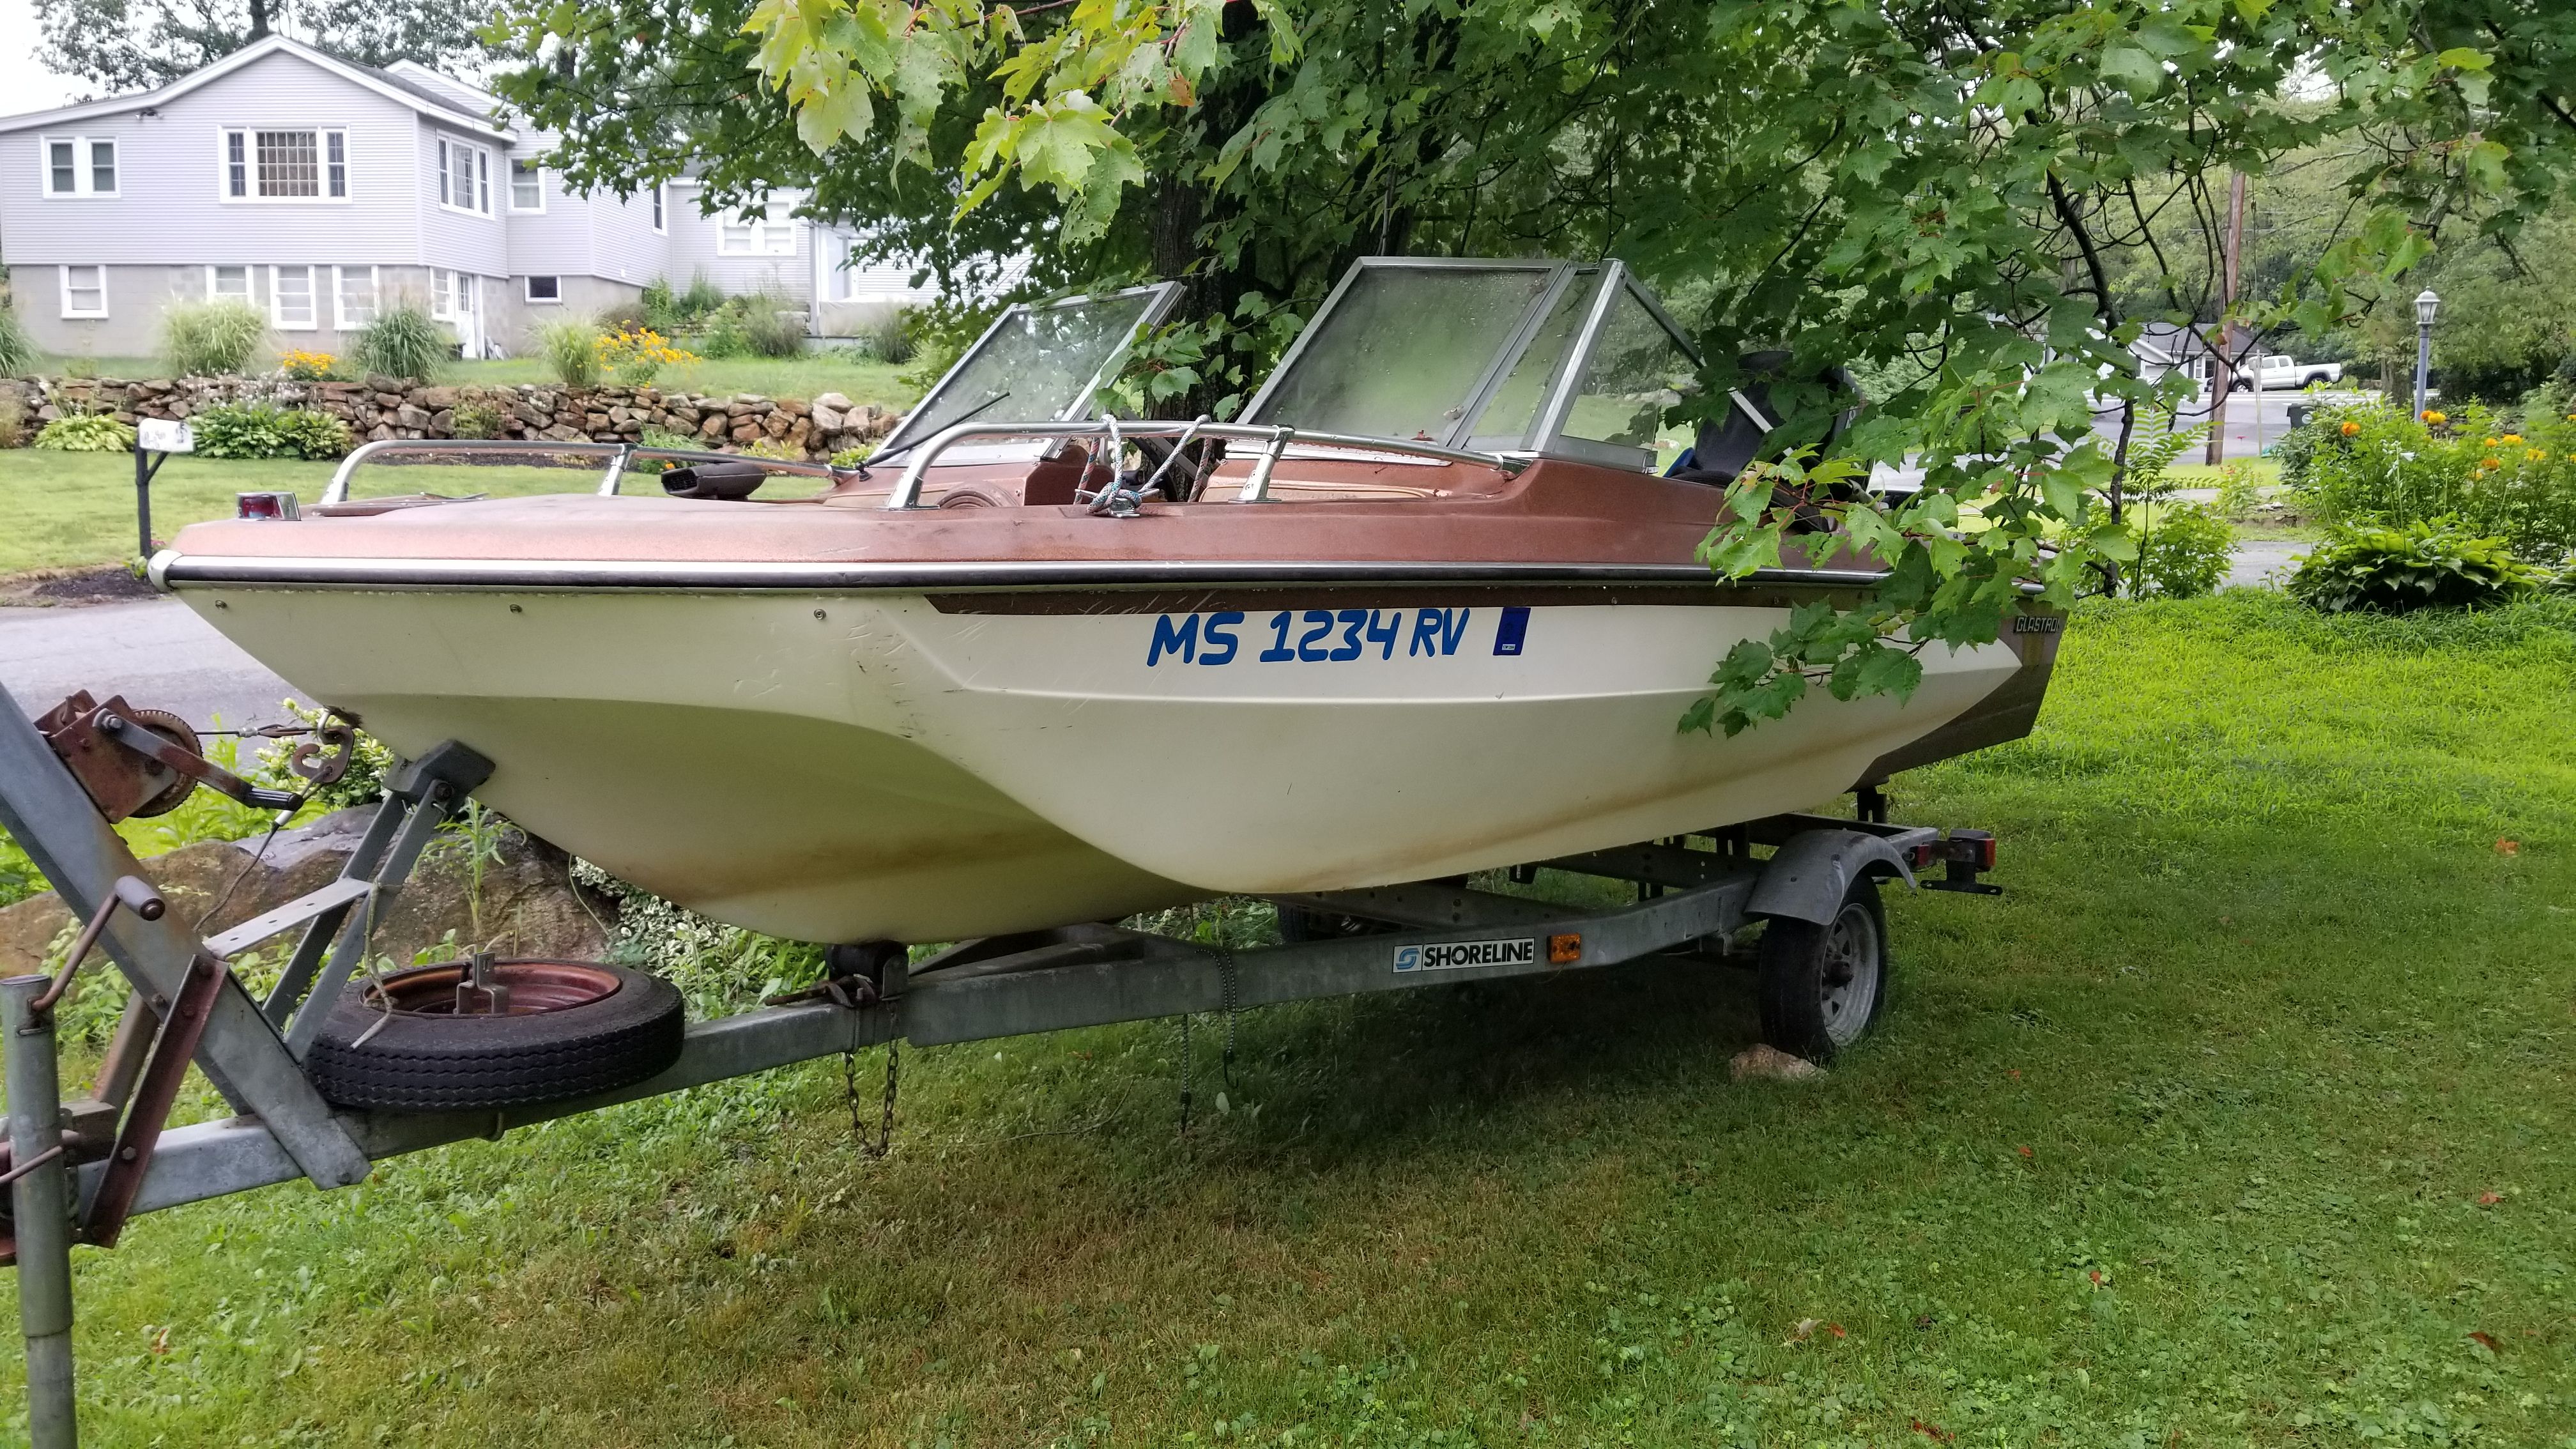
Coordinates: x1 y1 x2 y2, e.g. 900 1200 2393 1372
0 0 85 114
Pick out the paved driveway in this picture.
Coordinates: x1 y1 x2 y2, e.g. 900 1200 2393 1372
0 599 309 728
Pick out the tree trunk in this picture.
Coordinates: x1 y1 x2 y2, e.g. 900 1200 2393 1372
247 0 270 41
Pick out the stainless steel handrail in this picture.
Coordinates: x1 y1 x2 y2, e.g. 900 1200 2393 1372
879 420 1520 510
319 438 846 505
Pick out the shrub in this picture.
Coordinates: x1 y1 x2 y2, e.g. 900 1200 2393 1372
2292 399 2576 561
0 303 36 376
738 289 808 358
681 272 726 318
533 314 602 387
449 399 503 439
640 277 679 332
161 299 267 376
279 348 336 381
853 307 915 364
631 425 702 474
2287 518 2548 614
33 411 135 452
352 302 450 381
737 436 804 461
192 403 353 460
594 325 698 387
2135 502 2234 599
2213 461 2265 520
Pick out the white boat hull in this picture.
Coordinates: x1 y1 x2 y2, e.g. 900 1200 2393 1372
177 587 2029 942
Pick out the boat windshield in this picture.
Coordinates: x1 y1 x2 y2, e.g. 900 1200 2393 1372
1245 260 1699 468
878 284 1181 454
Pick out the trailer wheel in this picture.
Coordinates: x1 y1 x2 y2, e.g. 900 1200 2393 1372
304 960 684 1111
1755 879 1889 1062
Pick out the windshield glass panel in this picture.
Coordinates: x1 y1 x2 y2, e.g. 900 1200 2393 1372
892 291 1159 448
1460 268 1602 451
1560 287 1697 463
1249 266 1554 442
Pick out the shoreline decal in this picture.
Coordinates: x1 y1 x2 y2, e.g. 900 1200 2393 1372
1394 938 1539 972
1147 607 1528 666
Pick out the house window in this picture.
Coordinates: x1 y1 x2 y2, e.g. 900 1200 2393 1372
525 275 561 303
430 268 478 321
271 264 317 329
510 158 543 211
650 183 664 233
60 265 107 318
438 137 491 214
718 204 796 256
42 136 118 197
335 266 378 329
221 128 348 200
208 265 253 303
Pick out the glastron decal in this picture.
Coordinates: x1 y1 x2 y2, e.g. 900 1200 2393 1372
1146 608 1521 666
1392 938 1538 973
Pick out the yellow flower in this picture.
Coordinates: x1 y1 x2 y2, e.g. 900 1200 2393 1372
2481 457 2501 470
2483 436 2499 445
2339 420 2360 436
2424 410 2447 424
2529 448 2547 462
2501 434 2524 444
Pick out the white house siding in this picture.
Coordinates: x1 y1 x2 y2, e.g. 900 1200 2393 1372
587 186 669 290
415 119 509 279
664 181 812 305
0 50 452 355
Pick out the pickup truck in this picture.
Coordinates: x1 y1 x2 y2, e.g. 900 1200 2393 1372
2229 355 2345 390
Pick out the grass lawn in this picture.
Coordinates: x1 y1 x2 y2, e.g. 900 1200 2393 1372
2165 459 2285 489
0 450 636 576
28 354 917 408
0 594 2566 1443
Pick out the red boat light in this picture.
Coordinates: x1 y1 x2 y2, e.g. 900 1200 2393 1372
236 491 301 521
1949 829 1997 870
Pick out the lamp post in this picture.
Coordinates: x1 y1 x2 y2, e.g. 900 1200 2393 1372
2413 288 2441 417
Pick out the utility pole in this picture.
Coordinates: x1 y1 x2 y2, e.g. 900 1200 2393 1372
2204 170 2248 466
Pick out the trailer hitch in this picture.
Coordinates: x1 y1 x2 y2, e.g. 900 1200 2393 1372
35 691 299 822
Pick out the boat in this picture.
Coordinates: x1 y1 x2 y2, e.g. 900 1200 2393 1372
151 258 2059 946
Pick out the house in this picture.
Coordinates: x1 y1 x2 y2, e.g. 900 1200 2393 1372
0 34 938 361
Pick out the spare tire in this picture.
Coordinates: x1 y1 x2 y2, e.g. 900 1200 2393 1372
304 959 684 1111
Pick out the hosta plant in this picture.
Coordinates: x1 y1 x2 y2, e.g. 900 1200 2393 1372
33 411 136 452
2288 519 2547 614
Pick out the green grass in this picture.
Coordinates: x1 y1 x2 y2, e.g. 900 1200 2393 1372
0 451 637 575
27 353 915 407
8 593 2576 1446
2165 459 2285 489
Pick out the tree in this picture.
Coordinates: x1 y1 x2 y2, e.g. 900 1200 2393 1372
36 0 508 96
498 0 2570 732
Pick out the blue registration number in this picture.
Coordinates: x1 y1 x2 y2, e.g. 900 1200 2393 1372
1146 606 1531 667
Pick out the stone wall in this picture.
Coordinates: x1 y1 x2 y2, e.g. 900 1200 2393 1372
0 373 901 461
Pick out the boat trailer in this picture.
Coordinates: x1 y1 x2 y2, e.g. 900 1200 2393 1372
0 676 1998 1445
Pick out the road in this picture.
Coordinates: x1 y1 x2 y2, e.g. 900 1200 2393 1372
0 599 311 728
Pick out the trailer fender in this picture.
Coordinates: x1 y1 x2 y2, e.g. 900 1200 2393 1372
1745 829 1917 926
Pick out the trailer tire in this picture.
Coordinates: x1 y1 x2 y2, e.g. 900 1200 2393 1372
304 960 684 1111
1755 878 1889 1063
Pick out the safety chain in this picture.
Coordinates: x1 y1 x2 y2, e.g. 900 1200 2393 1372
1217 946 1239 1091
1176 1011 1194 1135
879 1038 900 1157
844 1040 898 1159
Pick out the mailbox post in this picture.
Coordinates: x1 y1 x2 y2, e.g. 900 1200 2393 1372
132 418 194 560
